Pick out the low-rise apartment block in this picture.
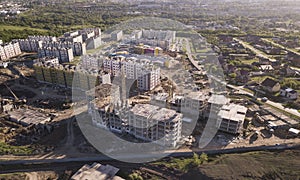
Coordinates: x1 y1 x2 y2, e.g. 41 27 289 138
217 103 248 134
128 104 183 147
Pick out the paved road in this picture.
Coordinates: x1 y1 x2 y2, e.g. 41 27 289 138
233 38 277 62
262 38 300 56
0 143 297 168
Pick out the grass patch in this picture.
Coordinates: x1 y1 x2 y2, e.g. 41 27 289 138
152 153 208 173
251 76 275 83
0 142 33 155
0 25 47 32
241 58 259 65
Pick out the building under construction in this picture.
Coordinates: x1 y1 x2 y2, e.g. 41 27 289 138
33 60 111 90
86 82 183 147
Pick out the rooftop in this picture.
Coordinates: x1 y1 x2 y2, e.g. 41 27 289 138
261 78 279 88
218 104 248 122
130 104 159 118
8 108 51 126
208 94 230 105
152 108 180 122
71 163 124 180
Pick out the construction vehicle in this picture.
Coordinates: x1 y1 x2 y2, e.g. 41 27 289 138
4 83 26 105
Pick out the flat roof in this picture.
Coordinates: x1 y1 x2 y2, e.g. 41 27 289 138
218 104 247 122
152 108 179 122
130 104 159 118
208 94 230 105
8 108 51 125
71 163 124 180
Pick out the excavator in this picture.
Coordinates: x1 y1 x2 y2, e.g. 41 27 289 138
3 83 26 106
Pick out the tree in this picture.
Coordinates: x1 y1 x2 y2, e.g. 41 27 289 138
128 173 143 180
199 153 208 163
229 73 237 79
192 153 201 167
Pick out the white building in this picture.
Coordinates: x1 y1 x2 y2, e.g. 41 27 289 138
0 61 9 68
129 104 183 147
13 35 56 52
38 47 74 63
81 55 104 70
42 41 86 56
0 42 22 60
103 56 160 91
217 104 247 134
280 87 298 100
111 30 123 41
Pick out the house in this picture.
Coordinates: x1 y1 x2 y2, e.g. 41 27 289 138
260 78 281 93
259 65 274 72
236 69 250 84
280 87 298 100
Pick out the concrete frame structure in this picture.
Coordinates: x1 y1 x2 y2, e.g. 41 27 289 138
217 103 248 134
128 104 183 147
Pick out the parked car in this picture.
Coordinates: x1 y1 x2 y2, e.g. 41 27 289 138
262 97 268 102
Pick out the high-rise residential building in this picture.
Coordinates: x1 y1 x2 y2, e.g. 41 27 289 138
131 29 176 50
34 60 110 90
42 41 86 56
103 56 160 91
81 55 104 70
0 42 22 60
13 35 56 52
38 47 74 63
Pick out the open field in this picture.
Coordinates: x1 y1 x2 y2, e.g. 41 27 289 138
0 25 47 32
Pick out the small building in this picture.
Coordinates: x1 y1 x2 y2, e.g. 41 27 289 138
111 30 123 41
71 163 124 180
280 87 298 100
217 104 248 134
0 61 9 68
260 78 280 93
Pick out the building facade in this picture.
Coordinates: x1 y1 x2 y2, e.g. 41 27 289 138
0 42 22 60
103 56 160 91
217 103 247 134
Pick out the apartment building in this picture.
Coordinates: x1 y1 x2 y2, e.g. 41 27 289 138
34 59 110 90
13 35 56 52
128 104 183 147
217 103 248 134
64 28 102 50
111 30 123 41
81 55 104 70
38 47 74 63
131 29 176 50
0 42 22 60
42 41 86 56
103 56 160 91
181 91 209 117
